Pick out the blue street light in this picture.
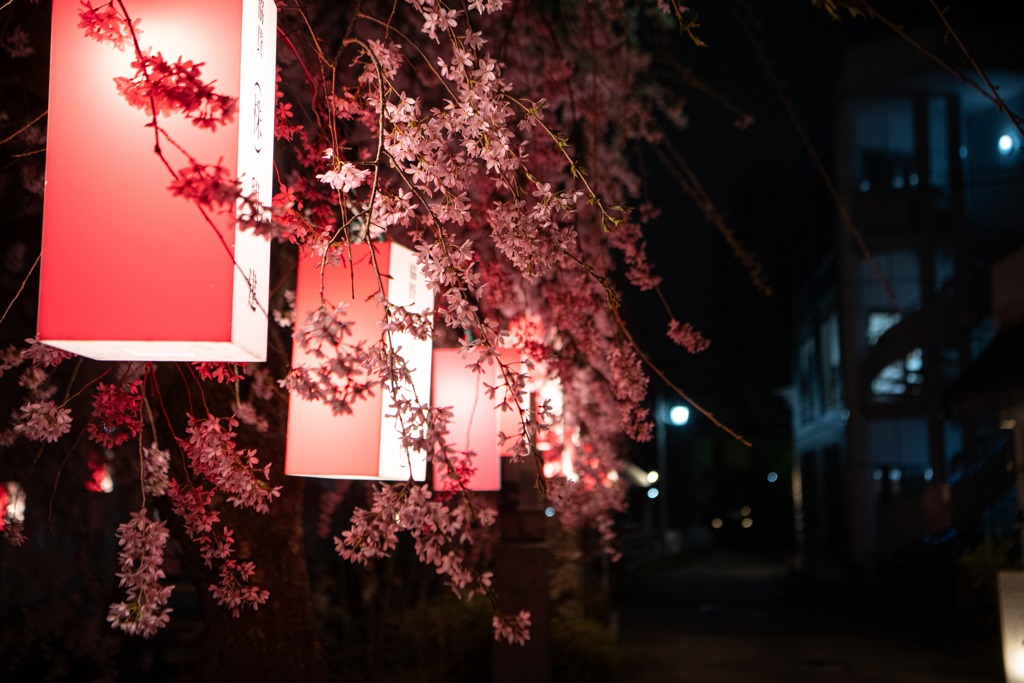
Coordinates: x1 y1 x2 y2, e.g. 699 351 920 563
655 399 691 547
668 405 690 426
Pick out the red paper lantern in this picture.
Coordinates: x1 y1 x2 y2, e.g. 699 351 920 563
38 0 276 361
431 348 523 492
533 374 578 482
285 243 433 480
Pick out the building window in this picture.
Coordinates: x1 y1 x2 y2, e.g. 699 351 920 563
866 311 923 396
820 313 842 408
852 98 915 193
867 311 901 345
797 335 821 423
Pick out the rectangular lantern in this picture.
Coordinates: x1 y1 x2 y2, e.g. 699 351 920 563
431 348 524 492
534 375 578 482
38 0 276 361
285 242 433 480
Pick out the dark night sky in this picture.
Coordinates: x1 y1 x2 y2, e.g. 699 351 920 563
631 1 1024 437
630 2 860 435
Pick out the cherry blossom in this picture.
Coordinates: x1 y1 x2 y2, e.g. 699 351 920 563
180 413 281 513
668 318 711 354
0 0 757 649
86 380 143 448
107 510 174 638
78 0 141 52
13 400 72 443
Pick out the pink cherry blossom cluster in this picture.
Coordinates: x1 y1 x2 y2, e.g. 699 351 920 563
113 50 238 130
492 610 531 646
282 302 379 415
12 400 73 443
316 160 372 195
81 1 238 130
606 219 662 291
141 442 171 497
209 557 269 618
335 483 498 601
86 380 143 448
179 413 281 513
21 336 75 368
193 362 245 384
168 162 244 211
667 318 711 354
167 480 269 616
107 509 174 638
78 0 141 52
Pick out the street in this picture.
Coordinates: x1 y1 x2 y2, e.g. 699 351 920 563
617 551 1005 682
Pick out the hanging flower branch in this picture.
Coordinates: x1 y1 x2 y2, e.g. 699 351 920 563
0 0 752 650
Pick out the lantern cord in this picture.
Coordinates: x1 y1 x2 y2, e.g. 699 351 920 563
0 251 39 330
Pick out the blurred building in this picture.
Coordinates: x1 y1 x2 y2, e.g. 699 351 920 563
789 20 1024 571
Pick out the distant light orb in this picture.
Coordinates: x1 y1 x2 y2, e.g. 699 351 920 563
646 470 660 485
998 134 1015 155
710 517 723 529
924 468 934 482
647 487 660 500
888 468 902 482
858 179 871 193
766 471 779 483
741 517 754 529
740 506 751 517
544 506 556 518
668 405 690 426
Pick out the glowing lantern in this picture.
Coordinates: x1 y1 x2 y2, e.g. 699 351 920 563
431 348 525 492
0 482 26 530
86 453 115 493
38 0 277 361
533 374 578 482
285 242 433 480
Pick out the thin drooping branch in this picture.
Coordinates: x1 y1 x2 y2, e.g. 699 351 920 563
0 251 40 329
652 138 772 298
729 0 900 310
0 109 47 147
859 0 1024 136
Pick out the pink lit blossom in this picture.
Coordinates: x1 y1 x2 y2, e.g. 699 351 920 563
13 400 72 443
86 381 143 448
107 510 174 638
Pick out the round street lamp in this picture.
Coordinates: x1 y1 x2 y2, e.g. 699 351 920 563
668 405 691 426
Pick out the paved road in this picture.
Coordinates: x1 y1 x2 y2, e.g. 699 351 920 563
617 552 1005 683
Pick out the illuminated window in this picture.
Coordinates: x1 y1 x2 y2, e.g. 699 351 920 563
820 313 841 407
867 311 902 345
866 312 923 396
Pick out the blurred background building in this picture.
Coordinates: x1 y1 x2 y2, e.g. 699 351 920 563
789 17 1024 575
